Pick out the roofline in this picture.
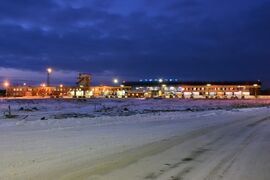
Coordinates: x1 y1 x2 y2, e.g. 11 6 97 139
122 80 262 86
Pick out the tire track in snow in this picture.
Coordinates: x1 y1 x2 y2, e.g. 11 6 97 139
146 115 270 180
203 117 270 180
57 115 270 180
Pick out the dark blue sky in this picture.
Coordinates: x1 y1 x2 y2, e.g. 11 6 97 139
0 0 270 87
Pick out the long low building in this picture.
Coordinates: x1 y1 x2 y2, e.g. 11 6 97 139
6 86 72 98
5 80 262 99
5 85 129 98
122 80 261 99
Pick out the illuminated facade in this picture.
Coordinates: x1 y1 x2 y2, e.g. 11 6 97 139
91 85 129 98
122 81 261 99
6 86 72 97
4 74 262 99
6 85 129 98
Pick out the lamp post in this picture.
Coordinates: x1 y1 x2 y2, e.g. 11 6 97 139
113 79 119 98
47 68 52 87
3 81 10 97
60 84 63 97
253 84 258 98
158 79 163 97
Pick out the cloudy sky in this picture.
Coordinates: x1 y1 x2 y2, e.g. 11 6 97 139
0 0 269 87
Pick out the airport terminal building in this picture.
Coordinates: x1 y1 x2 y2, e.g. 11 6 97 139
122 80 261 99
4 73 262 99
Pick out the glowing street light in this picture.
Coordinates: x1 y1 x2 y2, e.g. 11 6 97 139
47 68 52 87
253 84 259 97
3 81 9 88
59 84 64 97
158 79 163 83
3 81 10 97
47 68 52 74
113 79 119 84
41 83 46 87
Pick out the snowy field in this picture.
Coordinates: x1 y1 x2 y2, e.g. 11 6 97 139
0 99 270 180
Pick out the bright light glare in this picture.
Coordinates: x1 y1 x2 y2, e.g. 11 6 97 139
3 81 9 88
47 68 52 74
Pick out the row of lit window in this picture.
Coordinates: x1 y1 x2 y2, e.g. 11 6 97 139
136 86 250 91
13 88 32 91
184 87 248 91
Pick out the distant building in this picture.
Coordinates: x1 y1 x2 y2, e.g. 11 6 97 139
4 76 262 99
122 81 261 99
72 73 91 98
6 86 72 98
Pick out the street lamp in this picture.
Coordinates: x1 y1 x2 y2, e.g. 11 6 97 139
3 81 10 97
113 79 119 84
253 84 259 98
47 68 52 87
59 84 64 97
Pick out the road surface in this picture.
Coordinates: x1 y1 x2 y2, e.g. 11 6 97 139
0 107 270 180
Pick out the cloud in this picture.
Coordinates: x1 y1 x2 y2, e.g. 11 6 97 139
0 0 269 86
0 67 78 86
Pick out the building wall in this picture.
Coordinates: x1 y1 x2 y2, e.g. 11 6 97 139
91 86 130 98
6 86 72 97
6 82 261 99
124 82 261 99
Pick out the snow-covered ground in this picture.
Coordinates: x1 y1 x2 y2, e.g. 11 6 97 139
0 99 270 180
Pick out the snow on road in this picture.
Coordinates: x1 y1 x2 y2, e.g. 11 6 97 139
0 99 270 180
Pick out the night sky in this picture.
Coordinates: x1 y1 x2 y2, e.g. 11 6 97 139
0 0 270 87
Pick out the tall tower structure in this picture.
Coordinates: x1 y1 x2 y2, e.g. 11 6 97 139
76 73 91 97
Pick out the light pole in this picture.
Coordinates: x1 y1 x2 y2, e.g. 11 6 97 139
60 84 63 97
113 79 119 98
47 68 52 87
158 79 163 97
253 84 258 98
3 81 10 97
